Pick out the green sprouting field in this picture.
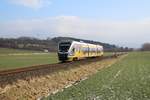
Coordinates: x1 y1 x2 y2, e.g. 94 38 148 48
0 48 58 70
45 52 150 100
0 48 112 71
0 48 42 54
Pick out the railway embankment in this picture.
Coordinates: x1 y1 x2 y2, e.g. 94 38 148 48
0 54 126 100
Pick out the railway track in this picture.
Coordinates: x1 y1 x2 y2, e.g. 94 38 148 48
0 53 126 87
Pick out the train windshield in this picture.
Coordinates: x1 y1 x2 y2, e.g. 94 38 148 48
59 42 71 52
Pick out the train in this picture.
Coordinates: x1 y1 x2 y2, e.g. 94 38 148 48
58 41 104 62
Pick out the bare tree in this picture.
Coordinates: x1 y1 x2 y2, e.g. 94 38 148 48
141 43 150 51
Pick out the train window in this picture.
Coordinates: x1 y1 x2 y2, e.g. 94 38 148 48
83 47 88 52
85 47 88 52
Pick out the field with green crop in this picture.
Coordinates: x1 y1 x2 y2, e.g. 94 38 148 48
0 48 112 71
45 52 150 100
0 48 42 54
0 48 58 70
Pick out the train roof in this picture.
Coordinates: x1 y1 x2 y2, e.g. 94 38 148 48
59 40 103 47
72 41 103 47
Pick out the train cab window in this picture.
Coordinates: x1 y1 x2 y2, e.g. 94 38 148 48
72 48 75 53
70 48 75 55
59 42 71 52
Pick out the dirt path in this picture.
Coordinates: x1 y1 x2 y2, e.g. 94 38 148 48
0 55 126 100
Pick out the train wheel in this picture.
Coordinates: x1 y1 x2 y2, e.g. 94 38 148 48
73 57 78 61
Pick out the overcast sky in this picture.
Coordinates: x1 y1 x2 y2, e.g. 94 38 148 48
0 0 150 48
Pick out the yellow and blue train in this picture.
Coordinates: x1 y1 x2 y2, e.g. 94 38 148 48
58 41 103 61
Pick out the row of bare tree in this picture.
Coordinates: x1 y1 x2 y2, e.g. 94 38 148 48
0 36 135 52
141 43 150 51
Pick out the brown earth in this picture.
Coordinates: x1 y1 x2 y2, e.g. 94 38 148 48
0 55 126 100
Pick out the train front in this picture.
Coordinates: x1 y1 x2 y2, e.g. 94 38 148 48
58 41 72 62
